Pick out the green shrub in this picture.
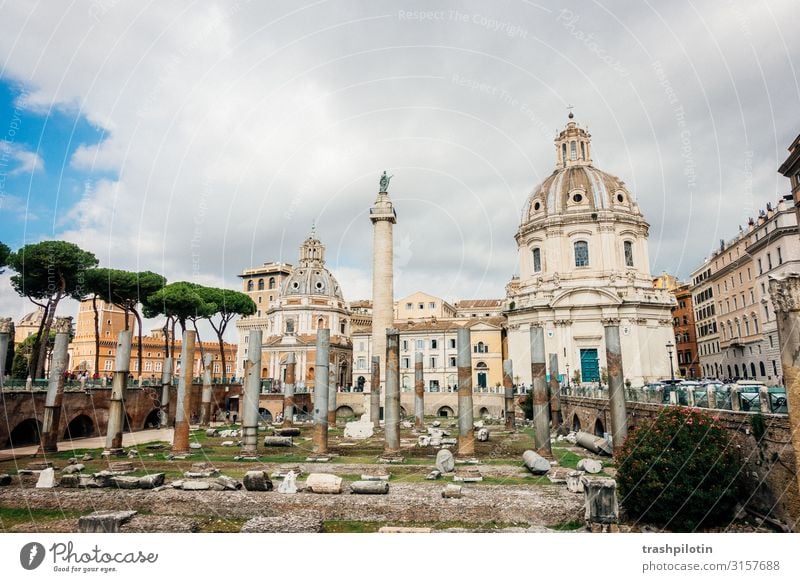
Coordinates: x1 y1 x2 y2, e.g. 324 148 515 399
617 407 745 531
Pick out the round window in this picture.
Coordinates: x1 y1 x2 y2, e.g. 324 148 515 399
533 201 541 211
315 281 324 290
573 193 583 203
292 282 299 289
616 193 624 203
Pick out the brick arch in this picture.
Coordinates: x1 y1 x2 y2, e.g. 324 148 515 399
63 414 95 440
8 418 41 447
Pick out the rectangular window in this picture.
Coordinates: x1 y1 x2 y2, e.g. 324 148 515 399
406 303 412 309
624 241 634 267
357 357 366 369
401 357 410 369
767 252 773 270
144 361 152 372
226 364 231 373
758 258 763 274
402 340 408 351
449 356 457 367
449 338 456 349
431 339 438 349
749 289 754 304
574 240 589 267
532 247 542 272
155 361 162 372
428 302 436 309
429 357 437 368
104 360 113 371
778 247 783 265
418 303 424 310
213 363 220 373
570 140 577 160
416 339 424 350
764 304 770 320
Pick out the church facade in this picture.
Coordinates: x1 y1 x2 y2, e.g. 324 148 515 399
505 115 676 387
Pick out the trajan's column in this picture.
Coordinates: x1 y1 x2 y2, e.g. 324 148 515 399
370 171 397 414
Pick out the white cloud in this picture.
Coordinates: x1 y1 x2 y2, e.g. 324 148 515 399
0 0 797 326
1 142 44 175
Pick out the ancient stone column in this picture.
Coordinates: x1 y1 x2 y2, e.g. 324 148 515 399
159 357 173 428
370 175 397 402
770 274 800 500
327 355 337 426
283 352 296 426
0 317 13 389
39 317 72 452
383 329 401 456
240 330 262 457
548 353 562 429
529 325 551 456
370 356 381 428
312 329 330 455
199 353 213 427
171 330 196 454
759 385 772 413
604 323 628 457
457 326 475 457
105 330 133 455
414 351 424 428
707 384 717 409
503 359 515 429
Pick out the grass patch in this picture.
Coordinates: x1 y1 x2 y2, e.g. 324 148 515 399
0 507 83 532
547 520 583 531
196 516 249 533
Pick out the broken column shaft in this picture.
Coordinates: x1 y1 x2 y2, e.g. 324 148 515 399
172 330 195 454
370 356 381 428
548 353 562 429
383 329 401 456
457 326 475 457
0 318 12 389
503 359 515 430
529 325 551 456
199 353 213 427
312 329 330 455
159 357 173 428
414 351 424 428
240 329 262 456
105 330 133 455
40 317 72 452
604 323 628 457
327 353 337 426
770 275 800 501
283 352 296 426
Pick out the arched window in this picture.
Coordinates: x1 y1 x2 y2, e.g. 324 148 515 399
736 320 741 337
268 277 275 289
561 143 567 164
734 364 740 377
570 141 577 160
752 315 759 333
247 280 254 291
759 361 766 377
624 241 634 267
532 247 542 273
257 279 264 290
744 318 750 336
580 142 586 160
750 363 756 378
727 365 732 378
574 240 589 267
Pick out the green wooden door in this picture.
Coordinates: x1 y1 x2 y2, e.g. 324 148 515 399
580 349 599 382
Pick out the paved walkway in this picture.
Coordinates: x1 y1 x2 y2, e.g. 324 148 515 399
0 428 174 462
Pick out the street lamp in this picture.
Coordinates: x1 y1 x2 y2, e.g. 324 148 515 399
665 341 676 383
565 363 571 389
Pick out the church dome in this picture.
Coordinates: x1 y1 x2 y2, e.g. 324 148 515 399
280 228 344 301
521 116 641 224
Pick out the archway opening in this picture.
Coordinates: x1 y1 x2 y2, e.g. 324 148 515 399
143 409 161 429
594 418 605 437
258 408 273 423
437 406 454 417
336 405 355 420
9 419 42 447
572 414 581 433
479 407 490 418
63 415 95 440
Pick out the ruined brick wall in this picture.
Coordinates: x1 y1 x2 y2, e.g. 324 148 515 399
562 396 799 529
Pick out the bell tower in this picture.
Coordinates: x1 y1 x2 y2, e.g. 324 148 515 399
555 112 593 168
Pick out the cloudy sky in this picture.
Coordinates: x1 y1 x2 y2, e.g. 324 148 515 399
0 0 798 339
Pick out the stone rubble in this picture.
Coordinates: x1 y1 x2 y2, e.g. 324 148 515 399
306 473 343 494
577 458 603 474
435 449 455 473
35 468 55 488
